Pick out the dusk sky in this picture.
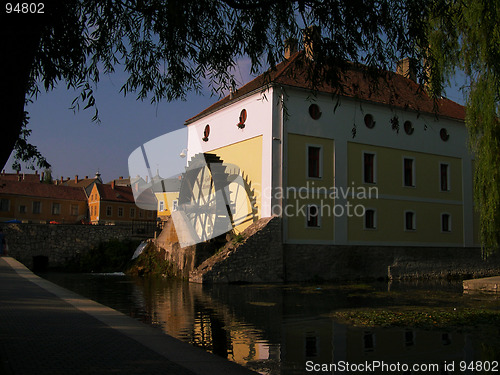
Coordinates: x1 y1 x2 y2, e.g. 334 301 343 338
3 59 466 183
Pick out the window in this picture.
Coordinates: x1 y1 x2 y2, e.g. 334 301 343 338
159 201 164 212
363 152 376 183
440 163 450 191
202 124 210 142
364 114 375 129
237 109 247 128
139 210 143 218
172 200 179 212
441 213 451 232
363 332 375 352
52 203 61 215
364 209 376 229
306 204 320 228
106 206 112 216
118 207 123 217
305 332 318 358
405 330 415 347
0 199 10 212
440 128 449 141
403 158 415 187
130 208 135 218
308 104 322 120
442 333 452 346
307 145 322 178
405 211 416 231
19 205 27 214
71 205 79 216
32 201 41 214
403 121 414 135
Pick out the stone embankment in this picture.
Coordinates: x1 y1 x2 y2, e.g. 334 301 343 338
155 216 500 284
189 217 283 284
463 276 500 293
3 223 138 269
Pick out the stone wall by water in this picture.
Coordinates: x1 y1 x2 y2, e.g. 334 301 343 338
186 217 500 283
189 217 284 283
284 243 500 282
2 223 138 269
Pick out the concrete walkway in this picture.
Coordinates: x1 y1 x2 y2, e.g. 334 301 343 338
0 257 257 375
463 275 500 293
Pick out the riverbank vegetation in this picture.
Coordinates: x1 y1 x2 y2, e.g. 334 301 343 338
75 238 140 273
124 242 176 277
331 307 500 331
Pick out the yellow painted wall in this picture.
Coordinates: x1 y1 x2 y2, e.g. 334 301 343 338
156 191 180 219
345 142 466 244
347 198 464 244
286 197 335 241
0 194 86 223
286 134 335 241
211 135 262 232
347 142 463 201
89 184 154 224
287 133 334 189
346 328 465 365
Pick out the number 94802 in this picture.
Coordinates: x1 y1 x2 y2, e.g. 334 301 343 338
6 3 45 14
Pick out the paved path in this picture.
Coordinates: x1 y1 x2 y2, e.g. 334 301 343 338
0 257 256 375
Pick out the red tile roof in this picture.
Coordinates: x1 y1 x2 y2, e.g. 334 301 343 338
63 178 101 188
185 51 465 124
106 178 131 187
95 184 135 203
0 180 87 201
0 172 41 182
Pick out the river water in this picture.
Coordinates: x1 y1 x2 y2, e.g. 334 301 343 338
40 273 499 374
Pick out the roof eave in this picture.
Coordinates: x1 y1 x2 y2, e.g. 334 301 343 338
184 84 276 126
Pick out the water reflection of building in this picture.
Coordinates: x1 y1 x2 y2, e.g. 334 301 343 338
140 280 278 373
127 278 484 375
282 319 470 373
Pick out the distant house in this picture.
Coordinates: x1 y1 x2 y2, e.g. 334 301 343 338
153 177 181 220
0 179 87 223
88 180 156 224
106 176 131 188
0 170 42 183
62 173 103 189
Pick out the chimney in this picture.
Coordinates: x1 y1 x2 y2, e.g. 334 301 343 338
396 58 416 81
111 180 115 189
85 176 88 179
284 38 298 59
41 172 45 182
119 176 123 180
75 175 79 183
60 177 64 184
304 26 321 61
